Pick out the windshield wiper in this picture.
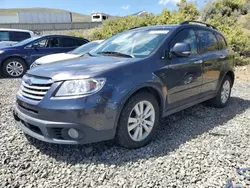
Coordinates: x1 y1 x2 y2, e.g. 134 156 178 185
97 51 134 58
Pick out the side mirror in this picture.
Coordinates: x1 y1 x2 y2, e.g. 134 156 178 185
31 43 39 49
171 43 191 57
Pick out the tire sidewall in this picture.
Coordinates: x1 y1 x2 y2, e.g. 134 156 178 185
116 92 160 149
2 58 27 78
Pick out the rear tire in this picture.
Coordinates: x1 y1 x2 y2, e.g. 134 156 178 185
115 92 160 149
207 75 232 108
2 58 27 78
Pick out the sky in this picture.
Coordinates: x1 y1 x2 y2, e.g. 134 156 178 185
0 0 206 16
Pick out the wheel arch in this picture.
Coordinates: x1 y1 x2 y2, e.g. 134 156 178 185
225 70 235 86
1 56 28 76
114 84 165 131
1 56 28 69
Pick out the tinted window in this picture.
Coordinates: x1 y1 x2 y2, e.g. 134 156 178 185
197 30 218 53
29 37 60 48
170 29 198 54
10 31 31 42
61 38 77 47
216 33 227 50
77 39 88 46
0 31 10 41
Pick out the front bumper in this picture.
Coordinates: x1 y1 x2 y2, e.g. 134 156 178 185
13 103 116 145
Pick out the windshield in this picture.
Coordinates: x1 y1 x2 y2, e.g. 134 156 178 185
70 41 101 55
89 30 169 58
13 36 40 46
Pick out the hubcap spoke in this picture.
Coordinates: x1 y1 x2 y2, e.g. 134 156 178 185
143 124 151 133
144 120 154 127
132 127 140 140
134 105 141 117
128 123 139 132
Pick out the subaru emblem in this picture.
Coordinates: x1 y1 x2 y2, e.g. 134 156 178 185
25 79 32 86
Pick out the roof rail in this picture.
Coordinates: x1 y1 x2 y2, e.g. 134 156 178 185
180 20 218 30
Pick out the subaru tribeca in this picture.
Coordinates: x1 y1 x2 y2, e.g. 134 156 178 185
13 21 235 149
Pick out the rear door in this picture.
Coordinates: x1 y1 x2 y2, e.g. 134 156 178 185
197 29 221 94
60 37 81 52
157 28 203 110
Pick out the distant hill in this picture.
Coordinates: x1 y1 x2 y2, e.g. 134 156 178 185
0 8 92 22
132 10 153 17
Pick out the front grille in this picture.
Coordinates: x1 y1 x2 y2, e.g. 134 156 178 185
30 62 40 69
20 75 53 101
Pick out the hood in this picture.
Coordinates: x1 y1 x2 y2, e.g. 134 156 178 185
28 55 139 81
36 53 81 64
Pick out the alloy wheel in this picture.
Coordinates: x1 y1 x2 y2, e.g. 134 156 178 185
127 100 155 142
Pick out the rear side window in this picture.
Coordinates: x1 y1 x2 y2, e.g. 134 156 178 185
77 39 88 46
216 33 227 50
170 29 198 54
197 30 218 53
0 31 10 41
61 38 77 47
10 31 31 42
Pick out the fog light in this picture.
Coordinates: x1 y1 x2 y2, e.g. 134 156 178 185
68 128 79 139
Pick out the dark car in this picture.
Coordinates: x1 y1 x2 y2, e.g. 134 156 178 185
13 21 235 149
0 35 89 77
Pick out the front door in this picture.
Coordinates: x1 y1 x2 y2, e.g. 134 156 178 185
25 37 63 63
156 29 203 110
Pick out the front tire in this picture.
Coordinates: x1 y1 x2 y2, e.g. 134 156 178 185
208 75 232 108
115 92 160 149
2 58 27 78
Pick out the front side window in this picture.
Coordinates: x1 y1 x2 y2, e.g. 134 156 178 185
0 31 10 41
10 32 31 42
170 29 198 54
90 30 169 58
197 30 218 53
30 37 60 48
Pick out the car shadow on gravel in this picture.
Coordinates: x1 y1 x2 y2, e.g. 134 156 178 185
27 96 250 165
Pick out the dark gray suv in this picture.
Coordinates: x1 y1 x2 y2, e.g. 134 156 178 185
13 21 235 149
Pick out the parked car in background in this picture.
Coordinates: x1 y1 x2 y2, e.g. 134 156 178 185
0 28 35 47
30 40 103 68
13 21 235 149
0 35 89 77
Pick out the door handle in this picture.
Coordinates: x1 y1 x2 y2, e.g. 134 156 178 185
220 55 226 59
194 60 203 64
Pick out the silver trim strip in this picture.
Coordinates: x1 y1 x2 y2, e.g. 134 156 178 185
21 86 47 95
20 91 44 100
22 81 50 90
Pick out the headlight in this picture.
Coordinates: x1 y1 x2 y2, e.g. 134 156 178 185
0 50 5 54
55 78 106 97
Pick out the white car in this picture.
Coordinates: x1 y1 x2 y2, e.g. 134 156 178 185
30 40 104 68
0 28 35 47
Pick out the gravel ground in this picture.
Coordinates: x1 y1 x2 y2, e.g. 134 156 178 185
1 78 250 188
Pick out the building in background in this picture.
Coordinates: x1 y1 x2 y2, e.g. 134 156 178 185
0 12 72 23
